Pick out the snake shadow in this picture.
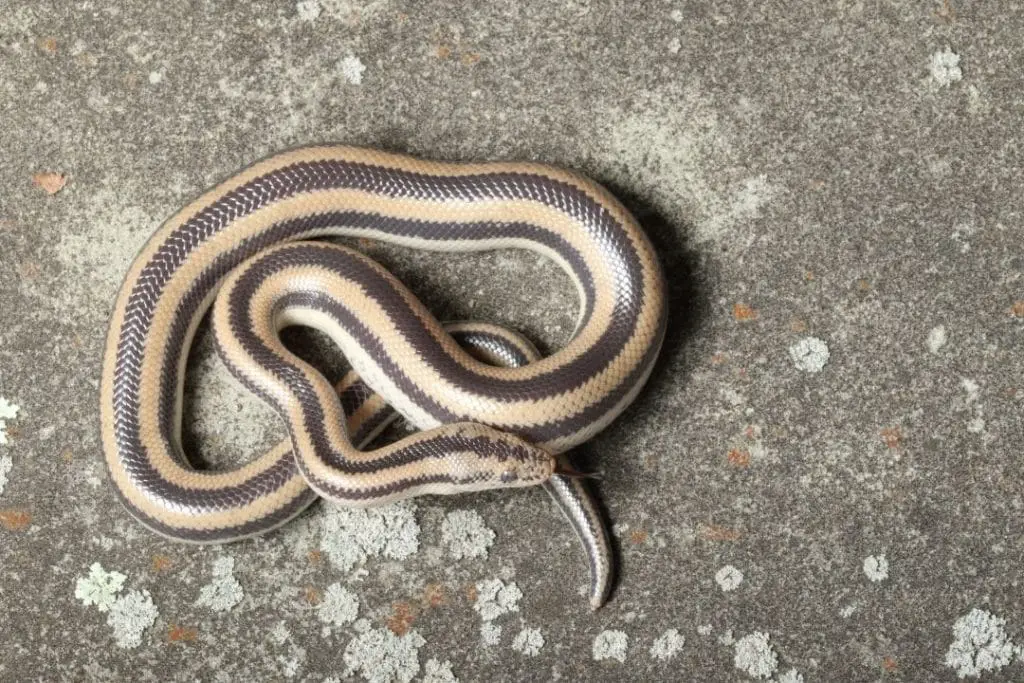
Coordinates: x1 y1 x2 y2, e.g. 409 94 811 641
563 175 709 605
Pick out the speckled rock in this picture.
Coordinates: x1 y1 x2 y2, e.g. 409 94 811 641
1 1 1023 681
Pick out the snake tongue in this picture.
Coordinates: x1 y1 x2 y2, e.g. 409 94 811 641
553 460 602 480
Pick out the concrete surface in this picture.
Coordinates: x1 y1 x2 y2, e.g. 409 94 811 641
1 1 1022 681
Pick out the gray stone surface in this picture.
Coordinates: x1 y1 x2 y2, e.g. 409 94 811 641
1 1 1022 681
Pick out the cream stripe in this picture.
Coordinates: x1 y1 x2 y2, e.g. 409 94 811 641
125 191 641 489
100 146 667 611
243 258 651 431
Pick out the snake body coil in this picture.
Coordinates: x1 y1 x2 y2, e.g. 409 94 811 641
100 146 667 609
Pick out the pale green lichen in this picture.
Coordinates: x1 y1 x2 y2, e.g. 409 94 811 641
480 622 502 647
107 589 158 649
650 628 685 661
196 556 243 612
74 562 127 612
0 396 19 446
511 627 544 657
440 509 495 560
472 579 522 622
342 627 425 683
715 564 743 592
340 55 366 85
930 47 962 88
733 632 778 680
592 630 629 663
318 583 359 627
788 337 830 374
945 608 1016 679
0 455 11 497
863 554 889 582
422 659 458 683
320 501 420 573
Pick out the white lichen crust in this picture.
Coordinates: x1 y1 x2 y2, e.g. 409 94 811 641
342 627 426 683
196 556 244 612
650 628 685 661
74 562 127 612
441 509 496 560
473 579 522 622
592 630 629 663
107 589 158 649
318 583 359 626
512 627 544 657
945 608 1016 679
733 631 778 679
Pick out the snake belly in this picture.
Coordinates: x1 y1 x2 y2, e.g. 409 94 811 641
100 146 667 609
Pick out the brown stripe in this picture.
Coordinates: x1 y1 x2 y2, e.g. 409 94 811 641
224 243 659 442
103 148 664 540
112 161 646 497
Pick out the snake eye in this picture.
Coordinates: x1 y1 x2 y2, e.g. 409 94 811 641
500 470 518 483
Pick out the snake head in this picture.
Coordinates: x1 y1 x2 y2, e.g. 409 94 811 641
497 444 556 487
444 424 555 490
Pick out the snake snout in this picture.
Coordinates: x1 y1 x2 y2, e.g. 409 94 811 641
498 442 556 487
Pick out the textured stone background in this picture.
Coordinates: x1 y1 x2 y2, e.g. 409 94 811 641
1 1 1023 681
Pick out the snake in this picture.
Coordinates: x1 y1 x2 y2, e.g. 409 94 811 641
100 146 667 609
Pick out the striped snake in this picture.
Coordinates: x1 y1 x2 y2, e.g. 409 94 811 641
100 146 667 609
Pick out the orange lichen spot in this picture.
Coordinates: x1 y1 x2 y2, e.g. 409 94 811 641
882 656 898 671
727 449 751 467
465 584 478 604
934 0 955 23
880 427 901 449
396 11 409 22
808 179 826 190
387 602 416 636
307 550 323 565
0 509 32 531
460 52 481 66
31 172 67 196
303 585 323 605
3 425 20 440
856 279 871 292
436 45 452 59
32 172 67 195
804 271 815 281
423 583 445 608
711 352 728 365
61 447 74 463
37 37 58 54
629 529 648 545
151 555 172 572
168 624 198 642
733 303 758 322
743 425 761 440
699 524 741 542
17 261 41 280
1010 301 1024 318
790 318 808 333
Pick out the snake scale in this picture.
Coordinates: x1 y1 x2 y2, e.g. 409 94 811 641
100 146 667 609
